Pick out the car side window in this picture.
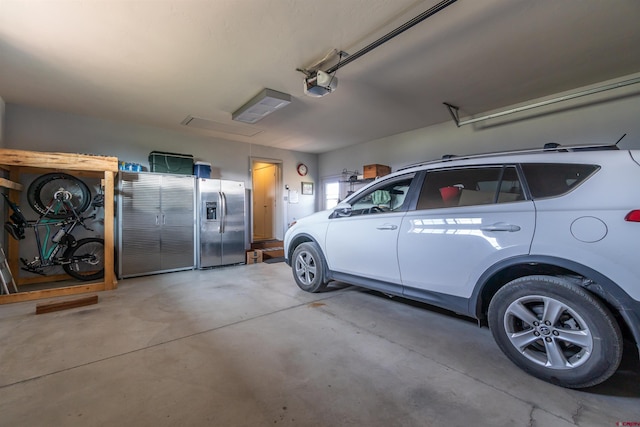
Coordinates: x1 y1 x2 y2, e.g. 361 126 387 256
521 163 599 199
346 175 415 216
416 166 524 210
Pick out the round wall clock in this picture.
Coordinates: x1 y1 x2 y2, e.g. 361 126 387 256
297 163 308 176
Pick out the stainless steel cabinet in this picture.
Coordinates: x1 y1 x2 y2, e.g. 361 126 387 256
117 172 195 278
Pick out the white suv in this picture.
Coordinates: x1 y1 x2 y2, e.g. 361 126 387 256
284 145 640 389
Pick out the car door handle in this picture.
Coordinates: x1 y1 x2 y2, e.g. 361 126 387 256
481 223 521 232
376 224 398 230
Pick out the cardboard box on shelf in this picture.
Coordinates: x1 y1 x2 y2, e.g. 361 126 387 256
246 250 263 264
363 164 391 179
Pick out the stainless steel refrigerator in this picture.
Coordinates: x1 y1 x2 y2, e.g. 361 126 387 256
196 178 246 268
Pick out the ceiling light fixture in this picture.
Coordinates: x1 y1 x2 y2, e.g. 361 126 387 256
232 88 291 124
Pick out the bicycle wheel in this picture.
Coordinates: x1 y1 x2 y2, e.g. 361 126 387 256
27 173 92 219
63 238 104 281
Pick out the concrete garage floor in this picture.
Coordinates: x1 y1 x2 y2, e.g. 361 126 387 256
0 263 638 426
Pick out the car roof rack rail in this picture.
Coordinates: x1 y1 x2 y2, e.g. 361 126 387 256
399 139 624 171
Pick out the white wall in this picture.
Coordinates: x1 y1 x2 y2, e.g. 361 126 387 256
4 104 318 240
319 74 640 178
4 73 640 238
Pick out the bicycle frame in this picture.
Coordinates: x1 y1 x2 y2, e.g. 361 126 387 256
30 217 80 267
3 173 105 281
5 193 97 275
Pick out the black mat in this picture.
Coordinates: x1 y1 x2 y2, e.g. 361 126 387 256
264 257 285 264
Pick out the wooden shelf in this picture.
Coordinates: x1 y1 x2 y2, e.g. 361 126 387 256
0 177 23 191
0 149 119 304
0 149 118 172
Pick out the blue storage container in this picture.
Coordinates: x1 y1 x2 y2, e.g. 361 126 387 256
194 161 212 178
119 161 143 172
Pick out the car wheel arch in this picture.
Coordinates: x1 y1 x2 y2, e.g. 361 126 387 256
288 233 313 258
470 255 640 350
288 233 331 276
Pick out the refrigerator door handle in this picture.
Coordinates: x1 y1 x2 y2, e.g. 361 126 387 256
220 192 227 233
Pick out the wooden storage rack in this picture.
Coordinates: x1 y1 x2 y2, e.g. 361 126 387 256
0 149 118 304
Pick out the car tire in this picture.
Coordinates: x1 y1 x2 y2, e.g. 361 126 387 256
292 242 327 293
488 275 622 389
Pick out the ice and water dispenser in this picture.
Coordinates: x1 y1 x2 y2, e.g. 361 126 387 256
206 201 217 220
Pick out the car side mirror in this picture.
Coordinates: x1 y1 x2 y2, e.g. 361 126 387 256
331 203 352 218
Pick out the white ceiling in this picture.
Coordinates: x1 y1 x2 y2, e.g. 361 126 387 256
1 0 640 154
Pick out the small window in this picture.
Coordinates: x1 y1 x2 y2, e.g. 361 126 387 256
416 166 524 210
340 175 414 217
521 163 599 199
324 181 340 210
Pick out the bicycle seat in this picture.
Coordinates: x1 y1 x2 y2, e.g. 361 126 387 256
4 222 25 240
2 193 28 226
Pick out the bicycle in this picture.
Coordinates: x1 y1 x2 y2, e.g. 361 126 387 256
3 172 105 281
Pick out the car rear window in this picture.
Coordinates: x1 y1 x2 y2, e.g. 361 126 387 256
521 163 599 198
416 166 524 209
